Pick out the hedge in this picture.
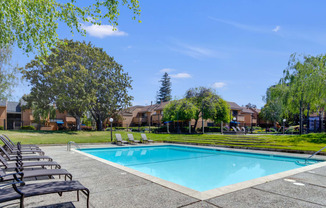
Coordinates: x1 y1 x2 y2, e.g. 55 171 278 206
21 126 36 130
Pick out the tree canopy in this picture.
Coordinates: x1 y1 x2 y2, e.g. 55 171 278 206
22 39 133 130
157 72 172 103
261 53 326 126
1 0 141 55
163 87 230 130
0 45 18 100
162 99 197 122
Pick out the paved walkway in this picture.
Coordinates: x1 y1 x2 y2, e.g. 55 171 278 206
2 144 326 208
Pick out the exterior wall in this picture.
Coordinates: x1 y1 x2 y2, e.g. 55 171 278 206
0 106 7 128
22 109 33 126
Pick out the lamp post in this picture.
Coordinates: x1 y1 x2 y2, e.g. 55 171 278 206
233 117 236 129
282 119 286 135
109 118 113 142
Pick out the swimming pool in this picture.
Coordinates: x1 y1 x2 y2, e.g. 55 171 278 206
79 145 321 192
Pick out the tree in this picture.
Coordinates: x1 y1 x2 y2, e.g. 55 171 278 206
212 98 230 124
21 94 56 130
162 99 197 122
86 49 133 131
261 53 326 132
245 103 257 109
260 86 284 125
185 87 215 129
156 72 172 103
0 45 18 100
22 39 132 131
1 0 141 55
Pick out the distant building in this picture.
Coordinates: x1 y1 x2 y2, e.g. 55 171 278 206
0 100 76 130
117 101 260 129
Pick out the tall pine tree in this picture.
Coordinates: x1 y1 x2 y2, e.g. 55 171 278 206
157 72 172 103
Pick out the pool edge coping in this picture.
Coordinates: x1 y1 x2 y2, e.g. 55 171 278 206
72 144 326 201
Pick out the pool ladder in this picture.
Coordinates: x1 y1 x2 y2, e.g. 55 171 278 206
67 141 80 151
297 144 326 165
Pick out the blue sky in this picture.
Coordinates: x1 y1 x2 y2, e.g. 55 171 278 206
11 0 326 108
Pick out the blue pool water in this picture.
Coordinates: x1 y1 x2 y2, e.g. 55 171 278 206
79 145 320 192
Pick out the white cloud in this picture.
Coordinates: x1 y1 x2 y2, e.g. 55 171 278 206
171 42 226 59
170 73 192 79
272 26 281 32
81 23 127 38
210 17 281 34
209 17 265 33
212 82 226 88
160 68 175 73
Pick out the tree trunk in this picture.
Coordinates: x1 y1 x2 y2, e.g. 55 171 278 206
75 116 81 131
193 119 198 131
96 117 103 131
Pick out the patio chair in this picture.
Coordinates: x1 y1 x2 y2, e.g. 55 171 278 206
0 139 44 155
0 154 61 170
232 127 238 132
141 134 153 143
127 134 140 144
0 173 90 208
115 134 128 145
0 146 52 161
2 135 40 149
0 167 72 182
236 127 241 132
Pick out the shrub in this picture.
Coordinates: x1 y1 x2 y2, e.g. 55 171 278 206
21 126 36 130
197 127 221 132
253 126 262 130
0 126 4 130
81 126 93 131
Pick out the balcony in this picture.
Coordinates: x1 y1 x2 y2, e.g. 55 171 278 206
237 116 245 122
132 117 148 124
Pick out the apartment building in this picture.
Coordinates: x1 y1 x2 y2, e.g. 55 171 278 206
0 100 76 130
117 101 260 128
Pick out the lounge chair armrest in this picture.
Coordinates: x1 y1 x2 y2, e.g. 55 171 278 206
0 180 25 189
0 172 24 183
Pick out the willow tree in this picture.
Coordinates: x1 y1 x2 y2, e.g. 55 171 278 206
1 0 141 55
0 45 18 100
262 54 326 132
22 39 133 131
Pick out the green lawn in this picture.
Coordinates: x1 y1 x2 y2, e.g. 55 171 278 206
1 130 326 153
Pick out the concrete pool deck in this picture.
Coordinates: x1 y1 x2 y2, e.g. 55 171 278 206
3 143 326 208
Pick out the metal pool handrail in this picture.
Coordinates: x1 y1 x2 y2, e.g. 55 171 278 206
67 141 80 151
305 145 326 162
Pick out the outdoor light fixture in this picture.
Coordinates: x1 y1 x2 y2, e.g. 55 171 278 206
282 119 286 135
109 118 113 142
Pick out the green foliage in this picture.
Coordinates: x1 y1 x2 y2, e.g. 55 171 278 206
0 45 18 100
162 99 197 122
261 54 326 124
21 95 56 128
0 126 4 130
21 125 36 130
260 85 285 123
185 87 230 128
22 40 132 131
197 127 221 132
157 72 172 103
0 0 141 55
162 87 230 130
